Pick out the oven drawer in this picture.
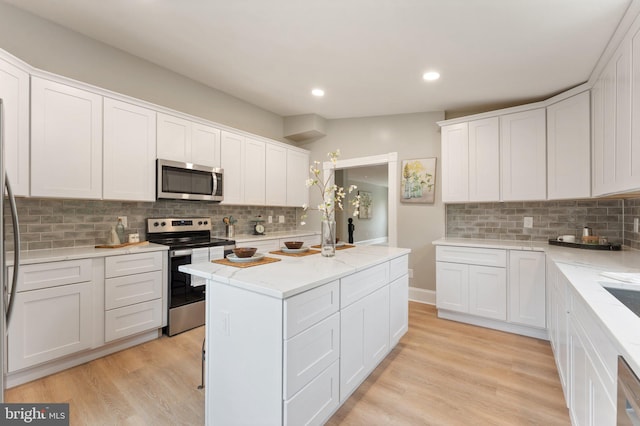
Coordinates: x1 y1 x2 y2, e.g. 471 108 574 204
105 252 163 278
105 271 163 310
105 299 162 342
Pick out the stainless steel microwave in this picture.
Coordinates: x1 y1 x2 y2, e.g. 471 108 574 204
157 159 224 201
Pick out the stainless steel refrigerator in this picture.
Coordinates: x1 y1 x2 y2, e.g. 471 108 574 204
1 98 22 401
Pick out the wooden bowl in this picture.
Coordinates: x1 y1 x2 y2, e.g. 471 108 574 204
284 241 303 249
582 236 599 244
233 247 257 258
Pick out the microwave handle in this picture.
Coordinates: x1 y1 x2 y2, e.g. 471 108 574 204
212 173 218 196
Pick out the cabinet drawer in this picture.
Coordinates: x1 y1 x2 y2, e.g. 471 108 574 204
284 360 339 426
105 299 162 342
284 313 340 399
341 262 389 308
13 259 92 292
436 246 506 267
105 251 163 278
284 280 339 339
105 270 163 310
389 255 408 282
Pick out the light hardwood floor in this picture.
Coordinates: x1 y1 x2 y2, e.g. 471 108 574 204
6 302 570 425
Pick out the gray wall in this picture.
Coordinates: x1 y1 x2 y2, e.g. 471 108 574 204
300 112 445 292
0 2 285 142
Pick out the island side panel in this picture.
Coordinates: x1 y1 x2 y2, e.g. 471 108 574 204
206 280 283 426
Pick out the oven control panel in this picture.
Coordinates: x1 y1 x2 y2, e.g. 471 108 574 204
147 217 211 233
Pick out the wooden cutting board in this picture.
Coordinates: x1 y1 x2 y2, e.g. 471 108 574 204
95 241 150 249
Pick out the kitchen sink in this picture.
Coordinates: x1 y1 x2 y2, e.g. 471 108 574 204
604 286 640 317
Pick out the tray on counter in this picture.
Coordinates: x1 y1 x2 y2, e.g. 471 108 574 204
548 239 621 251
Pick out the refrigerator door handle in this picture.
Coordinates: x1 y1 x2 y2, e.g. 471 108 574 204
5 174 19 327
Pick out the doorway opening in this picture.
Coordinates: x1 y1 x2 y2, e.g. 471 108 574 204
323 152 398 246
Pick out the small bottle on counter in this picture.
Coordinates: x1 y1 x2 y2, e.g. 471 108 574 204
116 218 125 244
108 226 120 245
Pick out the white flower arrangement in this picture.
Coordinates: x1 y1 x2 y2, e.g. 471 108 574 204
301 149 360 224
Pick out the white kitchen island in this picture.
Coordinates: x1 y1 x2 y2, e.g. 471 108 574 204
179 245 410 426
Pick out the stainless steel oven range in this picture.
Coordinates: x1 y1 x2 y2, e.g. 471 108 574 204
146 217 235 336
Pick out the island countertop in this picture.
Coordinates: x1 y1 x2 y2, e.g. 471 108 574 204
179 245 411 299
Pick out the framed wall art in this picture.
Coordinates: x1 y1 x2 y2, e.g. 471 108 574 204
358 190 372 219
401 158 436 203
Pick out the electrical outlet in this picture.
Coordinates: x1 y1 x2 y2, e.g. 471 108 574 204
279 215 285 224
268 216 273 224
523 217 533 228
635 217 639 233
118 216 128 228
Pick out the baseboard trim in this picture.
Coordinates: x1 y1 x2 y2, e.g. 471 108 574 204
409 287 435 305
437 310 548 340
355 236 388 246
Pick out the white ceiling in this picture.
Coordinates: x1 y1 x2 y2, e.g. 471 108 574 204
5 0 632 119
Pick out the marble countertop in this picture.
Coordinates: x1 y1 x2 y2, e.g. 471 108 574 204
7 243 169 266
433 237 640 375
179 245 411 299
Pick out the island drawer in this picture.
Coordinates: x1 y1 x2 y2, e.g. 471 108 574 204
105 251 163 278
389 255 409 282
284 360 339 426
11 259 92 293
283 312 340 399
341 262 389 308
105 270 163 310
284 280 339 339
436 246 506 268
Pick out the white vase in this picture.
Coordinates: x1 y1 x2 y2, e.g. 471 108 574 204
321 220 336 257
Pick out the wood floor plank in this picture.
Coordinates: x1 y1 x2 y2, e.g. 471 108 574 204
6 302 570 425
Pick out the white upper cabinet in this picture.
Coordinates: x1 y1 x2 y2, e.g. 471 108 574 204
103 98 157 201
500 108 547 201
266 143 287 206
192 122 221 168
547 91 591 200
0 56 29 196
286 149 309 208
220 130 244 204
441 123 469 202
157 112 220 167
468 117 500 202
244 137 266 205
31 77 103 199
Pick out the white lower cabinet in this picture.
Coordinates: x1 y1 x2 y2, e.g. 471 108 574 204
104 252 165 342
435 245 545 337
204 254 408 425
284 360 339 426
8 259 94 372
435 246 507 321
546 262 617 426
508 251 546 328
340 285 390 402
389 274 409 347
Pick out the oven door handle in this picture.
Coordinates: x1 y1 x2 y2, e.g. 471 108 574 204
170 249 193 258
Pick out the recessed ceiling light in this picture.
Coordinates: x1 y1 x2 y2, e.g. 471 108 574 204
423 71 440 81
311 88 325 97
